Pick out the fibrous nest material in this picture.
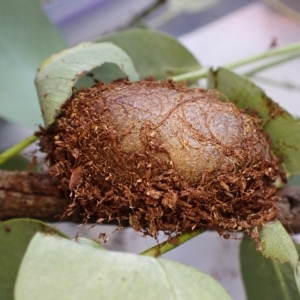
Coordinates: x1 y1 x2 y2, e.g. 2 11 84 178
38 79 283 237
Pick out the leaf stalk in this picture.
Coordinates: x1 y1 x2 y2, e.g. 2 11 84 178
141 229 204 257
0 135 38 166
171 42 300 82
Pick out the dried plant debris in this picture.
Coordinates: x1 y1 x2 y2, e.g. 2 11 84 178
38 79 284 237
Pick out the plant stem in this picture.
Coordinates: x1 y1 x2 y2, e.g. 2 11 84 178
171 42 300 82
0 135 38 166
171 67 209 82
141 229 204 257
243 51 300 76
225 43 300 69
248 76 300 91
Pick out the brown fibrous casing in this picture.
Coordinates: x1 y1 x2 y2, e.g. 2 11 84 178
38 79 283 237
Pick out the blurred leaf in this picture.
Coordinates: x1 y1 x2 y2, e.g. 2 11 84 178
75 63 129 88
0 155 29 170
288 175 300 186
259 221 300 293
15 233 232 300
168 0 221 13
35 42 139 127
0 0 67 128
260 221 298 265
148 0 220 29
0 219 67 300
240 235 300 300
207 67 300 175
295 243 300 257
100 29 201 80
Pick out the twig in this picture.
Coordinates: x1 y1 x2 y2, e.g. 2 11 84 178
0 170 82 222
0 190 68 221
141 229 204 257
0 170 60 197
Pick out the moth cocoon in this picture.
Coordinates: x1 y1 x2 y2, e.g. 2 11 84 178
39 79 282 237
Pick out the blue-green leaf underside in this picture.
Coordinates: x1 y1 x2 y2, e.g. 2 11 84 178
15 233 232 300
0 219 67 300
35 42 139 127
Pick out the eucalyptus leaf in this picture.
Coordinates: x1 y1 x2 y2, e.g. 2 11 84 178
288 175 300 186
259 221 300 293
15 233 232 300
207 67 300 175
0 155 29 171
0 0 67 127
260 221 298 264
35 42 140 127
295 243 300 258
240 235 300 300
0 219 67 300
100 29 201 80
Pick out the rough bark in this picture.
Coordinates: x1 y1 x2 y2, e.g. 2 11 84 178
0 171 84 222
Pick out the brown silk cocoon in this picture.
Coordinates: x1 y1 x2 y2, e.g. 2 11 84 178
39 79 282 237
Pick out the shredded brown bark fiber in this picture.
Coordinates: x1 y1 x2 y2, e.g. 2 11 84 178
38 79 283 237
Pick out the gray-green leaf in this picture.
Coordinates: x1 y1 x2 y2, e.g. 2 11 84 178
0 219 67 300
0 0 67 127
100 29 201 80
15 232 232 300
35 42 139 127
240 233 300 300
260 221 300 293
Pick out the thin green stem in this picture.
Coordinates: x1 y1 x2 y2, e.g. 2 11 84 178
248 76 300 91
243 51 300 76
225 42 300 69
0 135 38 165
141 229 204 257
171 42 300 82
171 67 208 82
